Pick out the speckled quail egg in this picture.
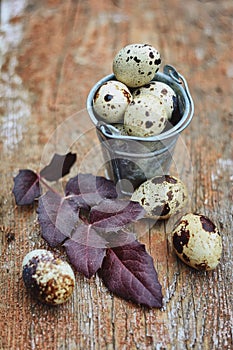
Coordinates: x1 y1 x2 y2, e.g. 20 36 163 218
133 81 176 119
131 175 188 219
112 123 128 135
124 94 168 137
93 80 132 123
113 43 161 88
172 213 222 271
22 249 75 305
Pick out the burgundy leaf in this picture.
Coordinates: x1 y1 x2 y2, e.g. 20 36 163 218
64 223 107 278
37 191 78 247
65 173 118 206
12 169 41 205
90 199 145 232
98 240 163 308
64 194 91 224
40 152 76 181
65 194 90 211
104 230 136 248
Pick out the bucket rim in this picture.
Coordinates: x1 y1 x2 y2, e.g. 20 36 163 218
86 65 194 142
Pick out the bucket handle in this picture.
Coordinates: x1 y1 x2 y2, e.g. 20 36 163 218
163 65 194 133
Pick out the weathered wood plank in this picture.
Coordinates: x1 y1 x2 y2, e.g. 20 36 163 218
0 0 232 349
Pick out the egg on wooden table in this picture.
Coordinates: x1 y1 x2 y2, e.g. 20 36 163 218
131 175 188 219
22 249 75 305
172 213 223 271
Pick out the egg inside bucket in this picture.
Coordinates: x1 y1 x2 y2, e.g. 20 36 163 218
113 43 161 87
87 64 194 195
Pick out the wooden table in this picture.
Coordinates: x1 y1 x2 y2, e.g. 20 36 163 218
0 1 232 349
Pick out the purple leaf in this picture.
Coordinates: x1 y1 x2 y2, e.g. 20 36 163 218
12 169 41 205
65 173 118 206
90 199 145 232
98 240 163 308
40 152 76 181
104 230 136 248
64 223 107 278
65 194 90 211
37 191 79 247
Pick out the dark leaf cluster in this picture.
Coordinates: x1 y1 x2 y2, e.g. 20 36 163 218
12 152 163 308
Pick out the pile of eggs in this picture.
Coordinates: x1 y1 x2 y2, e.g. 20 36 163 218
93 43 176 137
93 43 223 272
130 174 222 271
21 45 223 306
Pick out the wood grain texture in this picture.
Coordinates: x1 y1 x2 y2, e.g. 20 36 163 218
0 0 232 349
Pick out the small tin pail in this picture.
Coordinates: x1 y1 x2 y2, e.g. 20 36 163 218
87 65 194 194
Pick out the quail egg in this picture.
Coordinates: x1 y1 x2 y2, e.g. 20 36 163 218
93 80 132 123
133 81 176 119
131 175 188 219
22 249 75 305
112 123 128 135
172 213 222 271
113 43 161 88
124 94 168 137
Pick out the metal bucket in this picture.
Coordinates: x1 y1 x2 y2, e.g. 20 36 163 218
87 65 194 194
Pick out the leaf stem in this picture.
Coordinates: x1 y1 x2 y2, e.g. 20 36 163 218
38 174 59 194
